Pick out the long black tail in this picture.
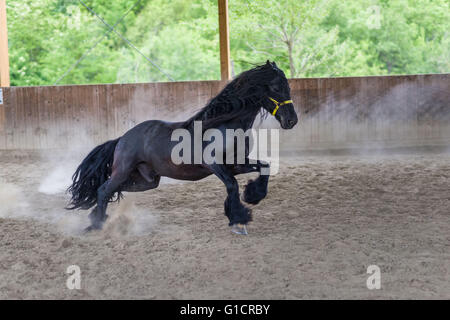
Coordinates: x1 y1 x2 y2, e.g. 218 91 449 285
67 138 121 210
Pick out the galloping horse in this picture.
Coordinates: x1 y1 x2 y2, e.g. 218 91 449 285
67 61 298 234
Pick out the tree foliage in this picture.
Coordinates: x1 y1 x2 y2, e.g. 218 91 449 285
6 0 449 86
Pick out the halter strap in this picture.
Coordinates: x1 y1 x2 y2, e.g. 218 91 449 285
268 97 293 116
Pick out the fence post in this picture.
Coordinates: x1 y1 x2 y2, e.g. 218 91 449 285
218 0 231 81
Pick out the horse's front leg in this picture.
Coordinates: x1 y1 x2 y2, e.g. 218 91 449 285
232 160 270 205
206 164 252 235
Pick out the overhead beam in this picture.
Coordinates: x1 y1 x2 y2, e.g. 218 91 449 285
218 0 231 81
0 0 10 87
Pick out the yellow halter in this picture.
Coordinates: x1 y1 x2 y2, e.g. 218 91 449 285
268 97 293 116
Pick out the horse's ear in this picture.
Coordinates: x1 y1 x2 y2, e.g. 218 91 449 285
266 60 271 66
272 61 278 68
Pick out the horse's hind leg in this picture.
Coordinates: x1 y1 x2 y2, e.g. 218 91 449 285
86 162 159 231
86 166 132 232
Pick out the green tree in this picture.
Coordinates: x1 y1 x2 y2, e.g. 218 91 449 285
120 0 219 81
229 0 365 77
324 0 450 75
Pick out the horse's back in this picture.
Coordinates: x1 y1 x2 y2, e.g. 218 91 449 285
116 119 176 153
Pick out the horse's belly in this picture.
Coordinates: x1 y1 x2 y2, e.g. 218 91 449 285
158 164 212 181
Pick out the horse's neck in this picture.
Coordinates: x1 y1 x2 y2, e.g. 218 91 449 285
241 108 260 130
182 87 264 130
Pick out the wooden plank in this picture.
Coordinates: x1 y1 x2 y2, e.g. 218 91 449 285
0 86 6 148
0 0 9 87
24 86 37 148
105 84 115 140
97 84 108 142
218 0 231 81
4 86 13 148
16 87 26 148
34 86 44 148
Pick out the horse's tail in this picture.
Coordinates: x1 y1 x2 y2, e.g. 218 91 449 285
66 138 121 210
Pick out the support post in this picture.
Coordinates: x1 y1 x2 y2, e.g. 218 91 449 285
0 0 10 87
218 0 231 81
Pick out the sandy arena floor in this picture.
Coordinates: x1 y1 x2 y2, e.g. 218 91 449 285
0 150 449 299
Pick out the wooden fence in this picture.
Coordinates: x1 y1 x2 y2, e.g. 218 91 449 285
0 74 449 150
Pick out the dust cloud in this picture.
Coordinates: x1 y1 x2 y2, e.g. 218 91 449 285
0 181 29 218
0 121 160 237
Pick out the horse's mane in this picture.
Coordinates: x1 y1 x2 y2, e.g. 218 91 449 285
183 63 278 130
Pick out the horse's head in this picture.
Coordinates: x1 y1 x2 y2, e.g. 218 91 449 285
262 61 298 129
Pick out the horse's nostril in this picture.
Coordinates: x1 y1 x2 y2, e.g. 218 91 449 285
288 120 295 126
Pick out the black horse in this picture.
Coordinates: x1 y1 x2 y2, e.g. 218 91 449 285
67 61 298 234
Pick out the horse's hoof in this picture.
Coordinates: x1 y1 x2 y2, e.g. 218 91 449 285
83 225 101 234
231 224 248 235
243 179 266 205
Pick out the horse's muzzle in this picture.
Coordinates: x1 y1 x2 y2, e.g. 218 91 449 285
281 116 298 129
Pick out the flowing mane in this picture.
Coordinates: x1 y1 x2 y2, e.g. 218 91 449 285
183 63 278 130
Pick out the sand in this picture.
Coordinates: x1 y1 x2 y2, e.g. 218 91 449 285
0 150 449 299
